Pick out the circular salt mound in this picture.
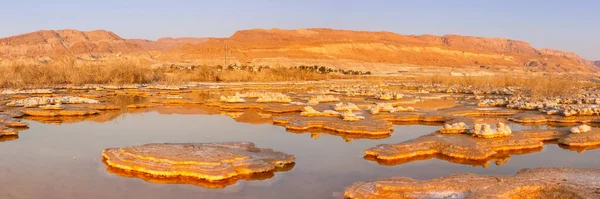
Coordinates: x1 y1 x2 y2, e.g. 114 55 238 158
102 142 295 181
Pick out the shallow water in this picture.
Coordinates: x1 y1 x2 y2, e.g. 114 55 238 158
1 109 599 199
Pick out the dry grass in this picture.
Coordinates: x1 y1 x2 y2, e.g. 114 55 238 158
411 73 584 99
0 59 345 88
0 58 159 88
161 66 341 83
0 59 590 99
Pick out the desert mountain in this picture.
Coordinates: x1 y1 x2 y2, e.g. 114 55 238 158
0 28 595 74
162 28 596 73
0 29 141 57
129 37 208 51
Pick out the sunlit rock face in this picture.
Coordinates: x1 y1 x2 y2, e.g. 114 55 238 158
102 142 295 182
345 167 600 199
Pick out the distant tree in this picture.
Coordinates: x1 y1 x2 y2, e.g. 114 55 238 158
318 66 327 73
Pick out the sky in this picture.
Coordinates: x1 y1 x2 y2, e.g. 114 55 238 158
1 0 599 60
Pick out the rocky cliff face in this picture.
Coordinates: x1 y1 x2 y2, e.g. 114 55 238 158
161 28 595 72
129 37 208 51
0 28 595 74
595 61 600 67
0 29 142 57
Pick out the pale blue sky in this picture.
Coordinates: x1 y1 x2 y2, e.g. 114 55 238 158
2 0 598 59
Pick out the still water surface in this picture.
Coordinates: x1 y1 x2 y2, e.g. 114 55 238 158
1 109 599 199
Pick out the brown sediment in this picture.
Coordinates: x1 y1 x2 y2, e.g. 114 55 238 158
274 113 393 135
9 94 30 99
21 107 99 117
114 90 155 96
153 105 221 115
410 99 461 110
104 159 295 189
206 99 305 113
558 144 600 153
286 128 391 141
230 110 276 125
150 97 202 105
22 112 124 124
438 128 468 134
0 113 29 127
558 128 600 147
376 112 451 123
344 167 600 199
517 129 569 141
73 103 121 110
507 112 549 123
126 104 155 109
0 113 21 138
0 126 18 137
509 112 600 124
73 92 115 99
440 106 522 117
0 135 18 142
516 128 600 148
366 98 420 106
102 142 295 182
220 111 244 119
5 111 25 118
365 147 541 168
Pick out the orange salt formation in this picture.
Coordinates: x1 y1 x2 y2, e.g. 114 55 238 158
345 167 600 199
102 142 295 182
366 127 600 165
274 114 393 135
21 107 99 117
365 132 542 161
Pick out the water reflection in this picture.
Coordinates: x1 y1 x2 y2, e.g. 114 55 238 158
0 135 18 142
1 103 600 198
365 147 543 168
285 129 390 142
559 144 600 153
104 159 295 189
